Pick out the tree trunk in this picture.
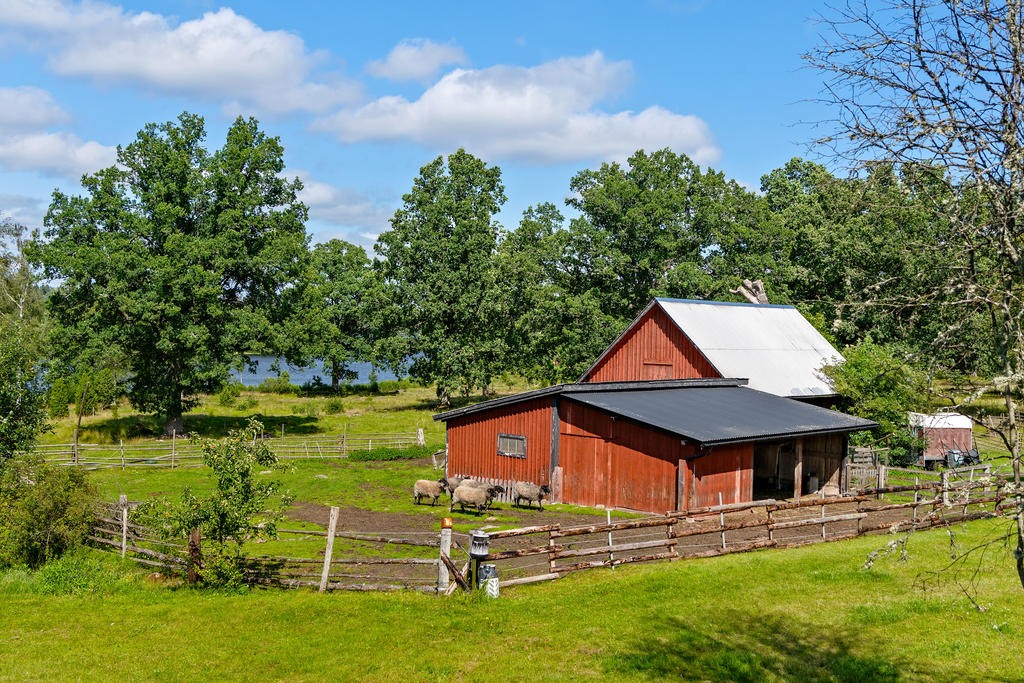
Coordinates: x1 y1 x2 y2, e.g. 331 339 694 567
331 359 340 391
164 389 184 437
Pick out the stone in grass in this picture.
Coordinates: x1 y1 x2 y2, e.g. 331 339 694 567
259 470 273 475
314 474 328 480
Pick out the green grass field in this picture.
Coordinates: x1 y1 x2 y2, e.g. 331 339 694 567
2 519 1022 681
39 381 536 447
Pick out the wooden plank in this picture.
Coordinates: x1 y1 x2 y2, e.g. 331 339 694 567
553 550 678 573
439 552 468 591
550 538 676 561
673 499 776 516
681 539 776 559
672 517 767 538
487 524 561 539
498 572 559 588
484 543 568 561
550 516 674 538
768 512 866 530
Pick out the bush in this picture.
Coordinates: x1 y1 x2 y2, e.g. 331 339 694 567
0 453 97 569
324 397 344 414
238 397 258 411
347 444 436 462
256 371 297 394
217 382 243 407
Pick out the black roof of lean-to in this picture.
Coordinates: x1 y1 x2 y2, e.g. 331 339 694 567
562 387 875 446
433 379 875 446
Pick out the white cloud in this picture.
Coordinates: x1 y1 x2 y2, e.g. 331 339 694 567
316 51 719 165
0 192 46 228
0 130 116 178
0 86 70 131
0 1 360 114
292 170 393 234
366 38 467 83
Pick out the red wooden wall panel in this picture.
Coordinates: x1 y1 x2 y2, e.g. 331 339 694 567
446 398 551 485
687 443 753 509
582 306 720 383
560 400 686 513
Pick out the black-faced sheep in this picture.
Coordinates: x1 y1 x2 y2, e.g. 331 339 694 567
449 484 504 514
443 476 465 492
413 478 450 506
513 482 552 510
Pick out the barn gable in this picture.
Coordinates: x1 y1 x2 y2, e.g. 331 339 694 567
580 298 843 398
582 304 719 383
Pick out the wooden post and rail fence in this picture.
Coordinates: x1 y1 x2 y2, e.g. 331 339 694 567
34 428 426 470
90 472 1016 596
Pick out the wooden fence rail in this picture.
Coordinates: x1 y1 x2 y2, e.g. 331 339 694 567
36 429 425 469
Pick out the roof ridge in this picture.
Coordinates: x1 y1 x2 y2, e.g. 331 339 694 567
655 297 796 310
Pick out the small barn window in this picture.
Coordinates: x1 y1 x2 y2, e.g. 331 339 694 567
497 433 527 459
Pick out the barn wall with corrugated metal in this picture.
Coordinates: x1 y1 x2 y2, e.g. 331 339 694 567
446 398 552 487
687 444 754 509
583 305 720 383
560 400 692 513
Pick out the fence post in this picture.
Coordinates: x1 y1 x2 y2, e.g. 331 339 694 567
119 494 128 558
548 527 558 575
875 464 884 500
417 428 425 447
171 429 176 469
437 525 452 593
319 506 340 593
941 470 950 506
607 509 615 569
718 492 726 549
120 439 125 470
667 516 678 560
767 505 774 543
187 528 201 585
913 476 919 523
820 489 826 540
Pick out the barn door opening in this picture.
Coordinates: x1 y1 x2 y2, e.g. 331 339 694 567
641 360 673 380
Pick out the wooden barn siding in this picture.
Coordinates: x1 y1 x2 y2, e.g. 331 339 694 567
687 443 754 509
919 427 974 459
446 398 552 490
583 306 720 383
560 400 689 513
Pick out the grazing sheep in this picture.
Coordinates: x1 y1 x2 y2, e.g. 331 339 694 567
449 484 503 514
513 482 552 510
443 476 467 493
413 478 450 506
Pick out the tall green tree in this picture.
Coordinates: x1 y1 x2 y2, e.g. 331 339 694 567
0 218 48 359
284 239 378 390
375 149 506 405
0 326 49 465
33 113 308 434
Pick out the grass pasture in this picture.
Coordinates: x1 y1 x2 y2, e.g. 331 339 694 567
2 519 1022 681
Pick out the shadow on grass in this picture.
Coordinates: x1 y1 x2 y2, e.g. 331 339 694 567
78 413 320 442
602 613 906 682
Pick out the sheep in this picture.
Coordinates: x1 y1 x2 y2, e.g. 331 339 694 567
413 478 450 506
443 476 466 492
513 482 552 511
449 484 504 514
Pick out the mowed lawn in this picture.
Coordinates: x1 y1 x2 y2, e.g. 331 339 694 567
3 519 1023 682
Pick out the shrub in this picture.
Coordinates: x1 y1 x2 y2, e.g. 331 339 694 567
238 397 258 411
324 397 344 414
216 382 243 407
347 444 436 462
256 371 297 394
0 332 49 465
150 419 292 588
46 376 73 418
0 453 97 569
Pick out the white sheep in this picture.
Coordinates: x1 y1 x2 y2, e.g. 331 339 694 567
413 478 450 506
449 484 503 514
513 482 552 510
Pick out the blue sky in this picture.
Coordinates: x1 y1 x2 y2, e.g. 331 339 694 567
0 0 827 247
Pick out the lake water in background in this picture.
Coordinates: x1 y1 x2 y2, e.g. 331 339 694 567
231 356 399 387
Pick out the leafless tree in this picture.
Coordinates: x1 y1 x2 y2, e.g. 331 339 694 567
806 0 1024 587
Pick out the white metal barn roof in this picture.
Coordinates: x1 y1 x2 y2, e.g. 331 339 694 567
655 298 842 397
909 411 973 430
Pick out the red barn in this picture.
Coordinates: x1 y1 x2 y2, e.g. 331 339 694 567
434 299 874 514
